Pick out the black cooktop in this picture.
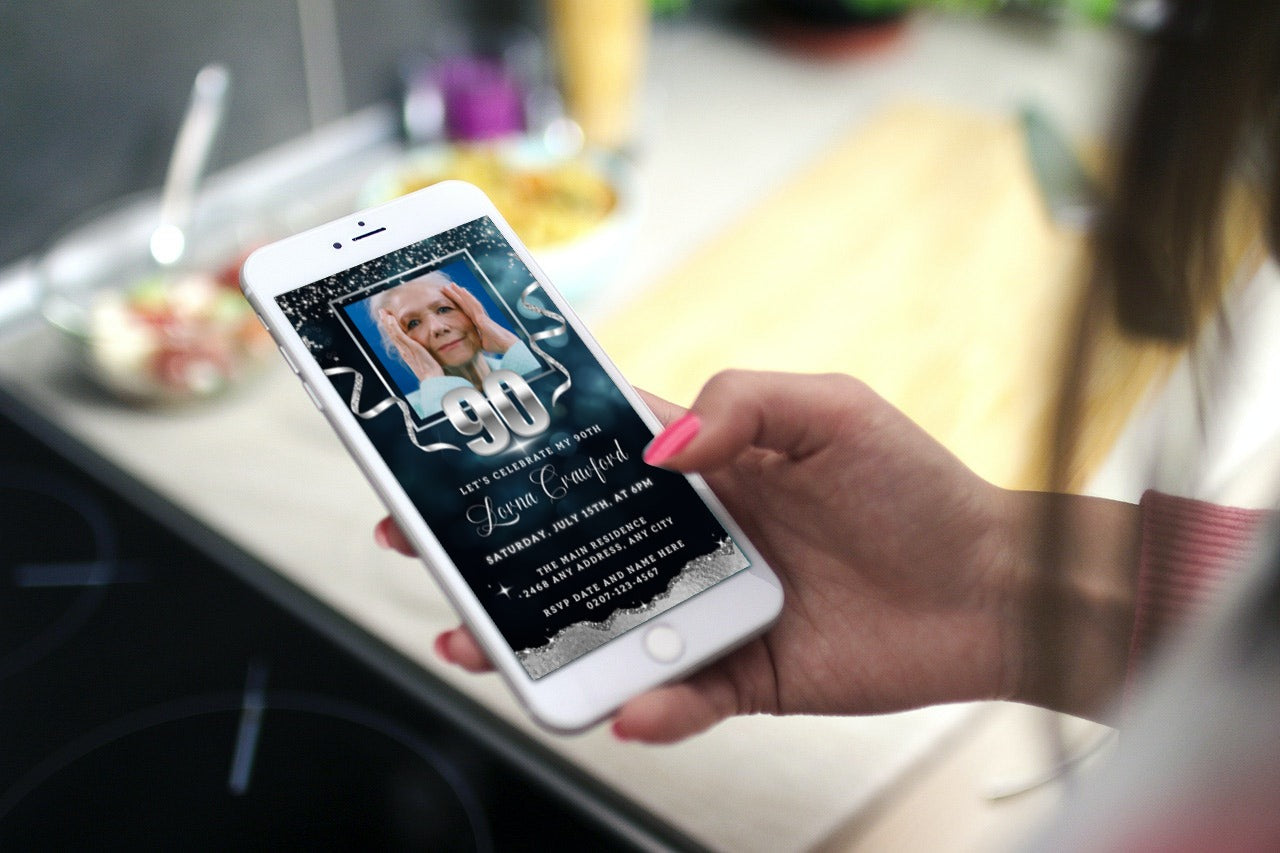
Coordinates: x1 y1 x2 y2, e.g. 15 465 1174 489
0 390 701 851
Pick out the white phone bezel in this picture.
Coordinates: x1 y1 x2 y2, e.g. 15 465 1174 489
241 181 783 732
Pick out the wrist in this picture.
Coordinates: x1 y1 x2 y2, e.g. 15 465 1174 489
1001 492 1141 720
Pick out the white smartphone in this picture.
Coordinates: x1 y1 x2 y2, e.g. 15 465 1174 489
240 180 783 732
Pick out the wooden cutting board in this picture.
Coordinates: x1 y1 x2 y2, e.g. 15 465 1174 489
595 102 1188 490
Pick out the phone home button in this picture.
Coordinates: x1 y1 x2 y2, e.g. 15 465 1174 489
643 624 684 664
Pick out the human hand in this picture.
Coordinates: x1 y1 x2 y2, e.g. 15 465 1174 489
376 372 1028 742
377 308 443 381
618 370 1030 741
443 283 518 354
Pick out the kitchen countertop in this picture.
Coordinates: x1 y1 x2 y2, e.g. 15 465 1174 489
0 13 1138 851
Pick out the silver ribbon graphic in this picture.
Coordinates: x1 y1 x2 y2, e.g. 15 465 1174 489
519 282 572 406
323 366 461 453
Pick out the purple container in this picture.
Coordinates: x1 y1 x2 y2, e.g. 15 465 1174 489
437 58 525 142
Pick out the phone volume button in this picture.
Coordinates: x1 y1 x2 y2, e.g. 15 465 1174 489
300 381 324 411
277 345 300 374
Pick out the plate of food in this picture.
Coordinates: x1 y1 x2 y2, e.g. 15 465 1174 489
361 140 641 305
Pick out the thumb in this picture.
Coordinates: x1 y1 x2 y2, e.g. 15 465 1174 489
643 370 853 472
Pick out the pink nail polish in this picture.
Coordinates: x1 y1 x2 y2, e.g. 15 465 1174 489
611 720 631 741
373 523 391 549
434 632 453 662
643 413 701 466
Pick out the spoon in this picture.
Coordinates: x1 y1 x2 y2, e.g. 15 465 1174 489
149 63 231 267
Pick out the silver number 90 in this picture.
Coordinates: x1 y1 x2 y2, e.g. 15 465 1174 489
441 369 550 456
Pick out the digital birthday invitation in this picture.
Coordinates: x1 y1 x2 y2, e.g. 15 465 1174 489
276 216 749 678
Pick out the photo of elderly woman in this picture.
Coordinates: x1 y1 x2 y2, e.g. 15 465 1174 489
343 264 540 420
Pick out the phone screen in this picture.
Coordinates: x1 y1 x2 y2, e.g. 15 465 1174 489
275 216 750 678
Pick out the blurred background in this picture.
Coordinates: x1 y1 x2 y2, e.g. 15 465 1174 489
1 0 1137 269
1 0 522 266
1 0 1147 405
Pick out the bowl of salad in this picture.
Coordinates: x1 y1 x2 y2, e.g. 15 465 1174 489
39 198 275 405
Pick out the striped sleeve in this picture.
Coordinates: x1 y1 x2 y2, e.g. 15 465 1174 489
1127 490 1269 678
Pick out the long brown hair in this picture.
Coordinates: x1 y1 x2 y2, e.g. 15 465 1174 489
1035 0 1280 714
1101 0 1280 342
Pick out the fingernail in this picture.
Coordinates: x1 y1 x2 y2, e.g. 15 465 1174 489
643 413 701 466
373 523 391 550
434 632 454 662
610 720 632 741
